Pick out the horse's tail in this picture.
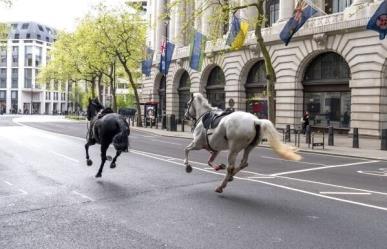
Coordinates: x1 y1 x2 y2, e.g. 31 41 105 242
257 119 302 161
113 117 130 152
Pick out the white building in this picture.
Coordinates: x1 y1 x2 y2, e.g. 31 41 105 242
141 0 387 136
0 21 71 115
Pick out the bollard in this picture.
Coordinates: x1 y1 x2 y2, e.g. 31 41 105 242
328 126 334 146
150 118 153 128
381 129 387 150
295 129 300 148
162 115 166 129
306 125 311 145
144 117 147 128
286 125 291 142
181 119 185 132
353 128 359 148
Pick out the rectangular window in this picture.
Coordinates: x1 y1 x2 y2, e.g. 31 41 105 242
21 23 29 29
325 0 353 14
61 93 65 100
25 46 33 66
11 90 17 99
26 33 31 39
54 81 59 91
38 25 44 31
0 90 5 99
35 46 42 67
12 46 18 67
24 68 32 88
0 45 7 67
14 33 19 39
0 69 6 88
266 0 279 27
11 68 18 88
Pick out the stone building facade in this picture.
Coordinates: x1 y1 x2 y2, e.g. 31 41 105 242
141 0 387 136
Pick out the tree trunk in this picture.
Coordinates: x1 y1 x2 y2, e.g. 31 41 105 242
89 76 96 99
117 55 143 127
255 0 276 124
97 73 103 104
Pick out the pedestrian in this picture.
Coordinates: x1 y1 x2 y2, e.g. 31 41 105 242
302 111 310 134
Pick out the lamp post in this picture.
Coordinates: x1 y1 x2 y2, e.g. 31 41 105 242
162 13 170 129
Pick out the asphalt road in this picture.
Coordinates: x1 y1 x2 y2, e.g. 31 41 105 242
1 116 386 249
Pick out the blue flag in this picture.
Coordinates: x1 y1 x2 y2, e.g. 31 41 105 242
367 0 387 40
141 47 154 77
226 15 249 50
190 31 206 71
159 41 175 75
280 0 318 46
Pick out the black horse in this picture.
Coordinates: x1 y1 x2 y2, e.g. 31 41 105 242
85 98 130 178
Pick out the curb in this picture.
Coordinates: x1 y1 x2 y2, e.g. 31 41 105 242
131 126 387 162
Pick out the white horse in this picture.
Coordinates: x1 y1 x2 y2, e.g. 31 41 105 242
184 93 302 193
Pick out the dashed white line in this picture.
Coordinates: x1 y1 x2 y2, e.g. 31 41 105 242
72 191 95 202
271 160 380 176
3 181 13 186
49 151 80 163
320 192 371 195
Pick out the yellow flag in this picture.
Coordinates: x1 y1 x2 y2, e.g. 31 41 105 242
231 20 249 50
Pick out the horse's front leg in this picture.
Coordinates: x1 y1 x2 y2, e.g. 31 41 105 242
110 150 122 169
215 151 238 193
85 141 94 166
95 143 109 178
208 151 225 171
184 140 202 173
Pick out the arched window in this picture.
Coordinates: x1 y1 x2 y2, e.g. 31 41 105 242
178 71 191 121
303 52 351 129
206 66 225 109
245 61 268 118
325 0 353 14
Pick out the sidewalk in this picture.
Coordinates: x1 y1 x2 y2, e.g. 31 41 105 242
131 123 387 161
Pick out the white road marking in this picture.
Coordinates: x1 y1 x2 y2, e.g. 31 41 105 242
278 175 387 196
357 170 387 177
3 181 13 186
261 156 327 166
128 150 387 212
247 176 276 179
49 151 80 163
319 192 371 195
271 160 380 176
72 191 95 202
18 189 28 195
150 139 182 145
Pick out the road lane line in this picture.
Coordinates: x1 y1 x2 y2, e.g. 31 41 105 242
150 139 182 145
278 175 387 196
49 151 80 163
72 191 95 202
18 189 28 195
3 181 13 186
320 192 371 195
271 160 380 176
248 176 276 179
261 156 327 166
129 150 387 212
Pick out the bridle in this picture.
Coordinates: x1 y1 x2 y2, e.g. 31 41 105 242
186 95 209 132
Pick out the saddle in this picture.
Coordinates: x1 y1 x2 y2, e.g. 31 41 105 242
97 107 114 119
202 109 233 130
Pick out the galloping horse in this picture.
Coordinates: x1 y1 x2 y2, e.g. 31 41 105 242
85 98 130 178
184 93 302 193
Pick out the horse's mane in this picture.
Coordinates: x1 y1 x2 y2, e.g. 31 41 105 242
194 93 215 110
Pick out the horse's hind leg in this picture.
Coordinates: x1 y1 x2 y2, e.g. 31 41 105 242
95 143 109 178
215 151 238 193
110 150 122 169
231 144 255 177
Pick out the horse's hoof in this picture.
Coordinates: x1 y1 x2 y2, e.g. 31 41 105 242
215 164 226 171
106 156 112 161
228 176 234 182
86 159 93 166
215 186 223 193
110 162 116 169
95 173 102 178
185 165 192 173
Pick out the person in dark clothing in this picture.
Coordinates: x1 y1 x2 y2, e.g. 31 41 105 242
302 111 310 134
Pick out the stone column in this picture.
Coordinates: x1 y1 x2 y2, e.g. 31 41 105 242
155 0 166 52
201 0 213 36
278 0 295 22
194 0 202 32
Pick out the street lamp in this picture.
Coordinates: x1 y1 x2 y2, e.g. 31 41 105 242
161 13 170 129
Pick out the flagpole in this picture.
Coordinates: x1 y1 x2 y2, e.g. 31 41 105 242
304 0 327 15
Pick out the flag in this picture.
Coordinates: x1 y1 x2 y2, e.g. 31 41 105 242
367 0 387 40
280 0 318 46
190 31 206 71
226 15 249 50
159 40 175 75
141 47 154 77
